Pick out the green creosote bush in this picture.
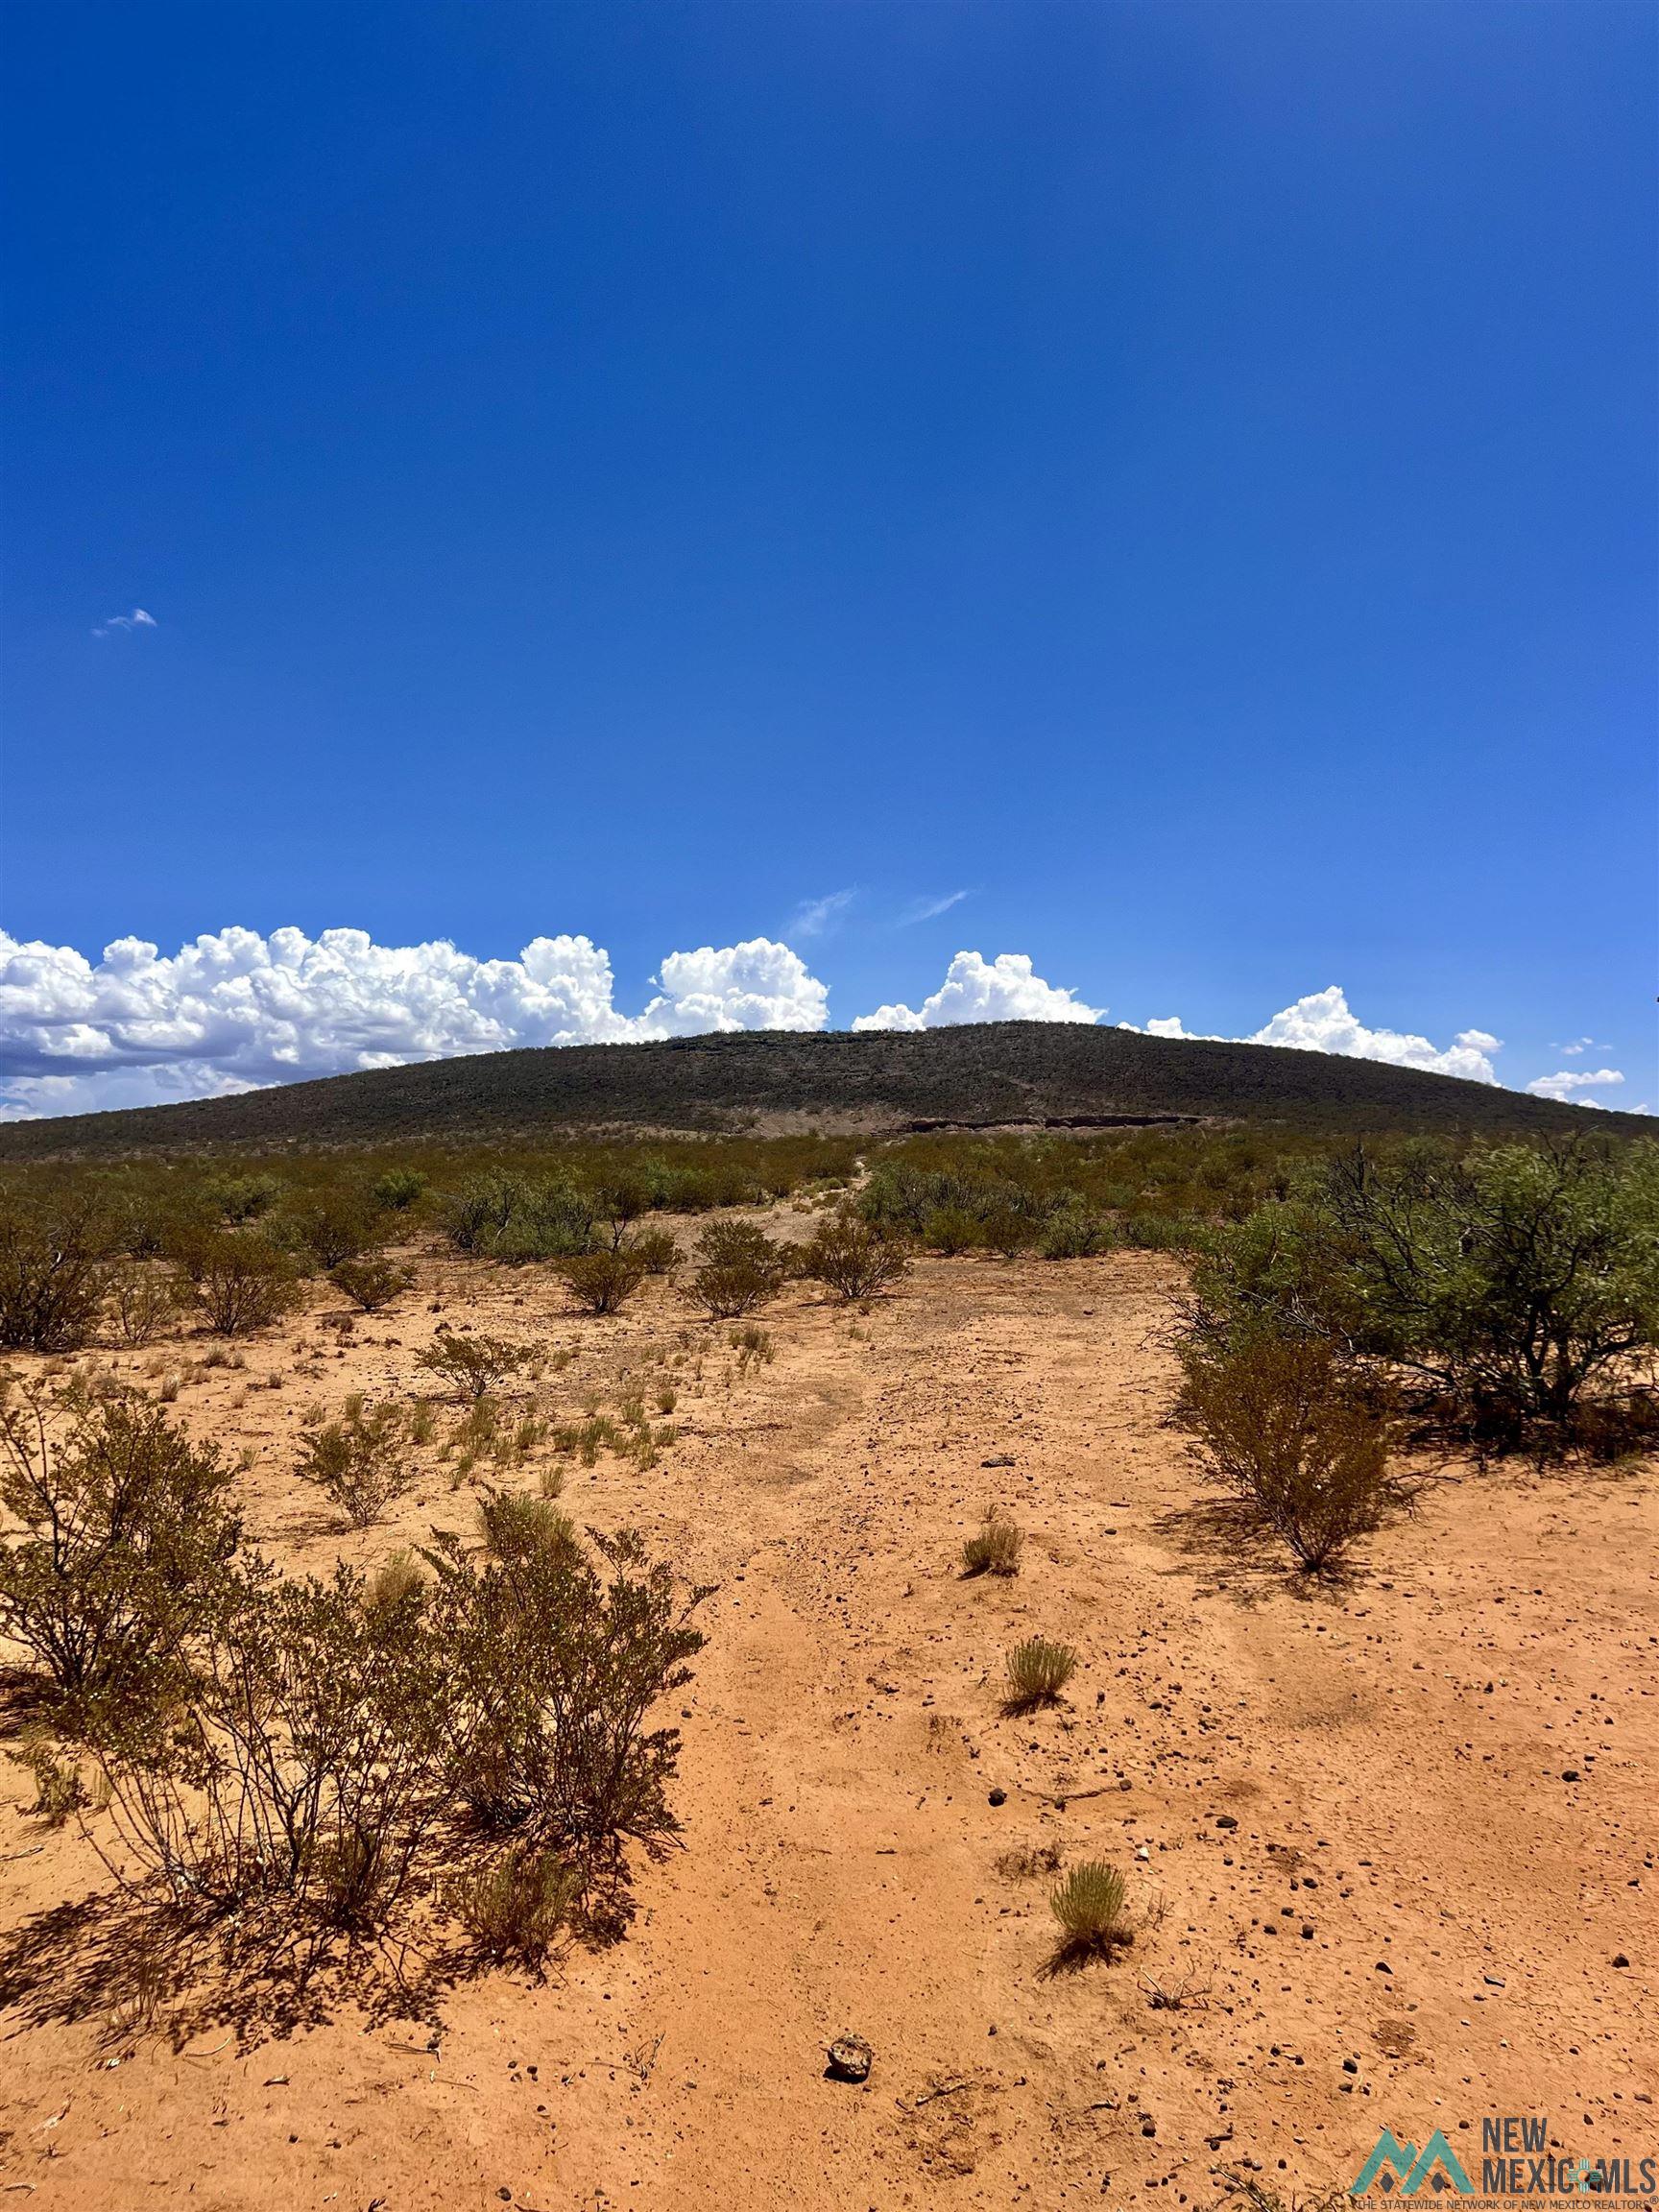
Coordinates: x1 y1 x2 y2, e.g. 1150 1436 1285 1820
180 1235 305 1336
286 1190 387 1271
0 1203 112 1353
1175 1319 1401 1573
630 1228 682 1276
1004 1635 1078 1712
442 1173 596 1262
981 1206 1039 1260
1036 1203 1114 1260
421 1523 710 1853
418 1331 535 1400
922 1207 982 1257
329 1255 416 1312
296 1399 417 1528
688 1220 784 1320
203 1174 281 1225
97 1555 451 1936
1190 1139 1659 1458
798 1214 909 1304
557 1246 649 1315
0 1382 242 1730
108 1263 181 1348
372 1167 428 1213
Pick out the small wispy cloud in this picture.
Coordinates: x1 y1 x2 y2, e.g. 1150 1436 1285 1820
92 608 157 637
899 889 971 926
1550 1037 1607 1059
789 888 856 940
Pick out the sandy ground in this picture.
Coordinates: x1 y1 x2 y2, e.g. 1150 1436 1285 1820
0 1238 1653 2210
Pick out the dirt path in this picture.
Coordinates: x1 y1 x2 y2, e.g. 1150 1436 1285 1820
0 1251 1653 2209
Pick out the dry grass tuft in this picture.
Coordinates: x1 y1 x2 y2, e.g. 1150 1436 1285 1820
1004 1635 1077 1711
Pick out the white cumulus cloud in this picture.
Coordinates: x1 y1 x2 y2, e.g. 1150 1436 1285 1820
1123 989 1503 1082
0 926 827 1119
852 950 1104 1033
1525 1068 1625 1104
1246 987 1502 1083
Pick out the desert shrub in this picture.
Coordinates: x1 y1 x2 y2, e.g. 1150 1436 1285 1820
372 1167 428 1212
296 1400 415 1527
982 1206 1039 1260
689 1262 774 1319
923 1207 982 1257
630 1228 682 1276
204 1174 282 1225
593 1169 654 1248
1321 1141 1659 1452
444 1174 596 1262
1037 1203 1114 1260
98 1557 453 1934
1176 1319 1399 1572
477 1487 575 1563
184 1235 304 1335
558 1247 648 1315
449 1842 581 1968
0 1384 241 1727
799 1214 909 1303
0 1204 112 1352
441 1174 519 1254
288 1190 384 1270
329 1255 415 1312
686 1220 784 1319
1004 1636 1078 1711
960 1512 1022 1577
422 1525 709 1855
108 1263 180 1347
418 1331 535 1399
1194 1140 1659 1455
1048 1860 1130 1959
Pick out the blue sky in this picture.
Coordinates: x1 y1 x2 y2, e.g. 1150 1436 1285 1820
1 1 1652 1116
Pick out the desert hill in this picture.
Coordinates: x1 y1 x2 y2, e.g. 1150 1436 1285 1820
0 1021 1644 1157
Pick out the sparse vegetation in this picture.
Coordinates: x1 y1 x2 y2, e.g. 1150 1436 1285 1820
296 1399 417 1527
1048 1859 1130 1960
799 1214 909 1302
448 1842 581 1969
961 1511 1023 1577
184 1235 305 1335
688 1219 784 1318
0 1383 241 1727
558 1245 649 1314
729 1322 775 1374
418 1331 535 1399
108 1262 180 1347
1176 1318 1401 1572
1004 1635 1077 1710
329 1254 416 1311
